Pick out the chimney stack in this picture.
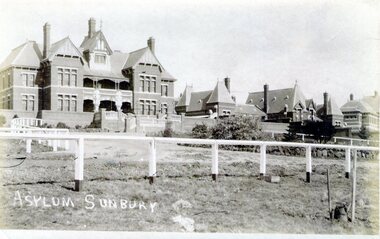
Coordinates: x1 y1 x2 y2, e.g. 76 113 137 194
224 77 230 93
43 22 51 58
88 18 96 38
263 84 269 114
147 37 155 53
350 93 354 101
323 92 329 116
375 91 378 97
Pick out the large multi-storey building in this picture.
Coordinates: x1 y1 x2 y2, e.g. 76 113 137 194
0 18 176 126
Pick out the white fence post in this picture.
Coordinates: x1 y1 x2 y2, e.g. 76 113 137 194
53 131 58 152
148 139 157 184
345 148 351 179
306 145 312 183
351 149 357 222
26 136 32 154
74 137 84 191
260 144 266 177
212 141 219 181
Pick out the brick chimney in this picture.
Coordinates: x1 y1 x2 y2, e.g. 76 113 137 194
43 22 51 58
263 84 269 114
350 93 354 101
88 18 96 38
323 92 329 116
147 37 155 54
224 77 230 93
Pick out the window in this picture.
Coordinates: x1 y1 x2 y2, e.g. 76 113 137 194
161 85 168 96
28 95 35 111
57 95 63 111
152 101 157 115
161 103 168 114
140 79 144 92
146 100 151 115
95 54 106 63
71 69 77 86
146 76 151 92
22 73 35 87
71 95 77 112
7 73 11 87
58 68 63 85
64 69 70 86
64 95 70 111
7 95 11 109
22 74 27 86
22 95 27 111
139 100 144 115
152 77 156 93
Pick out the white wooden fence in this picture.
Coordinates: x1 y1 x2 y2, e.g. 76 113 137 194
333 136 379 146
0 132 378 192
11 118 44 128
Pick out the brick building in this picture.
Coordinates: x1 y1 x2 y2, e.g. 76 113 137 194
0 18 176 126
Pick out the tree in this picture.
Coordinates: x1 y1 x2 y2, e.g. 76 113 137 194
283 122 302 142
302 121 336 143
358 125 369 139
191 123 210 139
211 115 262 140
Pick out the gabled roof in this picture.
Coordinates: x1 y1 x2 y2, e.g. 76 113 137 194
83 51 129 79
207 80 235 104
305 99 316 110
80 31 112 54
234 104 266 116
123 47 177 81
0 41 42 70
246 84 306 114
187 90 213 112
46 37 82 60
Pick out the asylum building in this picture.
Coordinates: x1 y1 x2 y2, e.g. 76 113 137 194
175 77 265 118
316 92 344 127
245 83 317 123
0 18 176 126
340 92 379 133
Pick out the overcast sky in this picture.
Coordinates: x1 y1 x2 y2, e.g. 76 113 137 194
0 0 378 106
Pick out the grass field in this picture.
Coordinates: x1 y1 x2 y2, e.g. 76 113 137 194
0 138 378 234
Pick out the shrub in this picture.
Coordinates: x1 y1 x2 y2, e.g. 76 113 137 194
75 125 82 129
211 115 262 140
0 115 6 127
163 127 173 137
41 123 53 128
56 122 70 129
358 126 369 139
191 123 211 139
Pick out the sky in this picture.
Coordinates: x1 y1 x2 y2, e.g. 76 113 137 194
0 0 379 107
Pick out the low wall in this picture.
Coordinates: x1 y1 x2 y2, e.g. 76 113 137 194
40 110 94 128
0 110 37 127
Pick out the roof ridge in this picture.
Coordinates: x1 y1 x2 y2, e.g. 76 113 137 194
128 47 148 54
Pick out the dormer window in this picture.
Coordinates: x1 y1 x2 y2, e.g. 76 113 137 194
95 54 106 64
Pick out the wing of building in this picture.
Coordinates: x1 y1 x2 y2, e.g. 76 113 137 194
340 92 379 133
0 18 177 126
245 83 317 123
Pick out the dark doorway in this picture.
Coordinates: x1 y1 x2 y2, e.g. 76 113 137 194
83 99 94 112
99 100 116 111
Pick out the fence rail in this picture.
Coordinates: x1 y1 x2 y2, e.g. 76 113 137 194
333 136 379 146
0 132 378 192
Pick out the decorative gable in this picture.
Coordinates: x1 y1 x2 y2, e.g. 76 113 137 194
47 37 82 60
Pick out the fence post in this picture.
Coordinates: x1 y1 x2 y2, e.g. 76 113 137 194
260 144 266 177
52 130 58 152
26 132 32 154
74 137 84 191
306 145 312 183
351 149 357 222
148 139 157 184
345 148 351 179
212 141 219 181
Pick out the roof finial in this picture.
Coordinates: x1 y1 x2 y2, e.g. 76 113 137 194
295 79 298 86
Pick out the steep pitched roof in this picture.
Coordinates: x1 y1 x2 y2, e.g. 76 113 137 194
123 47 177 81
176 85 193 107
80 31 112 54
305 99 316 110
46 37 82 60
234 104 266 116
187 90 212 112
340 100 375 114
361 94 379 113
207 80 235 104
317 97 343 116
0 41 42 70
246 84 307 114
82 51 129 79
